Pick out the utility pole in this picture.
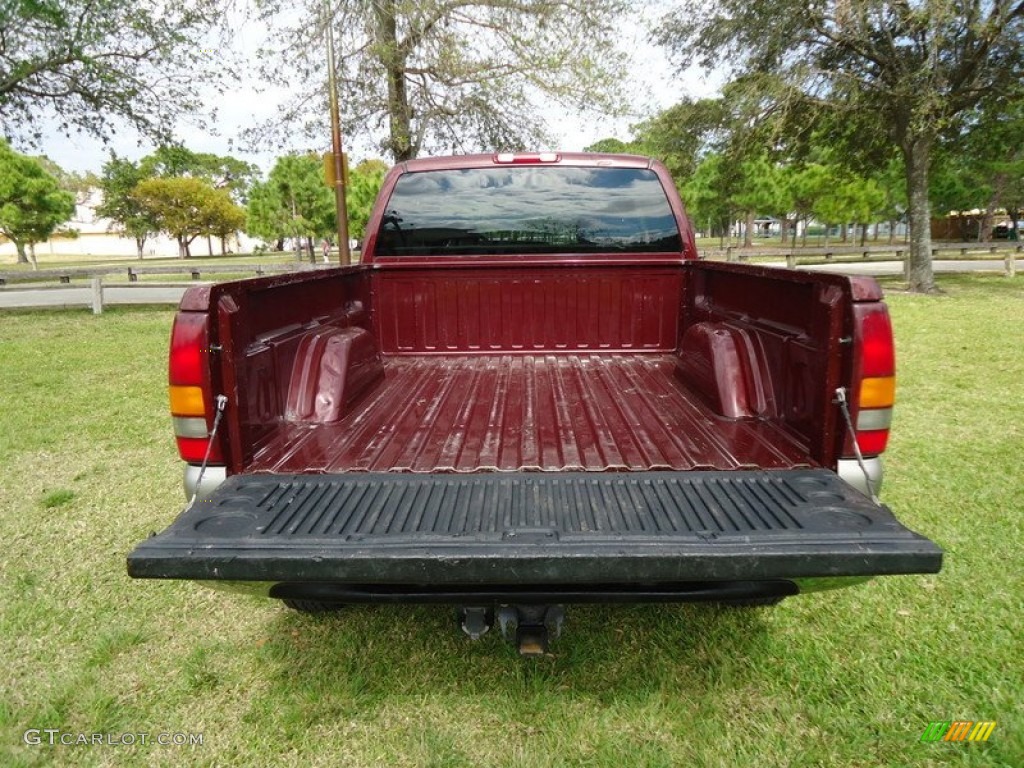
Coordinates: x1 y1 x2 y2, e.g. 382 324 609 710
325 0 351 265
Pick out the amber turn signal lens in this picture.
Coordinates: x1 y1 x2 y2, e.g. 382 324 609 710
169 385 206 417
859 376 895 409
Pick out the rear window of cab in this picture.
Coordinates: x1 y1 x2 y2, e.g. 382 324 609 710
374 166 682 256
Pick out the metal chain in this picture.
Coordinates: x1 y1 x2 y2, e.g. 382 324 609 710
185 394 228 511
834 387 879 504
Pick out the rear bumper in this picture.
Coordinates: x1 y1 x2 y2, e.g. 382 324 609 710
129 470 941 591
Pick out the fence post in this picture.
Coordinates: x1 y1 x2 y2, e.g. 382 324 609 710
786 253 796 269
726 246 735 262
1006 253 1017 278
91 276 104 315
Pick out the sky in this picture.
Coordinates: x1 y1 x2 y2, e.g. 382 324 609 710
33 4 724 178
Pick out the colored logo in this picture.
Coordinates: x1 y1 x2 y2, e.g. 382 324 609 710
921 721 996 742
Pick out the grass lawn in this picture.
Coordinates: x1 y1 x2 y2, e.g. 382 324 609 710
1 275 1021 767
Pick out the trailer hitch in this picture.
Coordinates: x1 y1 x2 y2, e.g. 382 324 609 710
496 605 565 657
458 604 566 655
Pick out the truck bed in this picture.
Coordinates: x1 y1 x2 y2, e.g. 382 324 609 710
247 354 812 474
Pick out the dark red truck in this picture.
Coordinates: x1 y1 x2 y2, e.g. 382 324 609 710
129 152 941 653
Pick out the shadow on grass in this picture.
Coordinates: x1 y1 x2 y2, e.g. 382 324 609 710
245 600 780 734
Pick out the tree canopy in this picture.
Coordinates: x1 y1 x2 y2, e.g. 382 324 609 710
94 156 161 259
132 176 245 258
251 0 629 161
246 154 335 252
0 139 75 267
657 0 1024 292
0 0 234 148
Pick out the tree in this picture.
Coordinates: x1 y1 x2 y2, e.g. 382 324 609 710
132 177 244 258
346 159 388 242
583 138 636 155
94 156 160 259
140 146 259 204
955 99 1024 240
658 0 1024 292
33 157 98 205
630 97 734 189
252 0 629 161
0 0 233 148
785 163 833 247
680 154 735 242
245 154 335 258
732 154 787 247
134 146 259 254
0 139 75 268
874 156 908 244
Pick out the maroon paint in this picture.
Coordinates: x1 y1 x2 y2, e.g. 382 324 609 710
175 157 882 478
372 263 683 354
246 354 811 474
361 153 698 266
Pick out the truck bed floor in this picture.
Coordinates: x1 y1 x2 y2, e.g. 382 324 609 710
248 355 811 474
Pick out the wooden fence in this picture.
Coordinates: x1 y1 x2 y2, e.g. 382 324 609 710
0 263 334 314
705 243 1021 278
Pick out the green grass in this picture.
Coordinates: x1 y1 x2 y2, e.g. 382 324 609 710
1 277 1022 766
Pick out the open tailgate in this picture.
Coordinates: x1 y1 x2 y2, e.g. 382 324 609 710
128 470 941 589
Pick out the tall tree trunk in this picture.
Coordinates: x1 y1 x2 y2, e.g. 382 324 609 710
28 243 38 270
902 133 937 293
375 0 415 162
135 236 145 260
840 224 848 244
207 235 214 257
860 223 868 247
15 241 28 264
780 216 788 244
743 210 754 247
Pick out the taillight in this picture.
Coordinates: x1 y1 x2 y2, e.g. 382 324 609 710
849 303 895 456
168 313 223 464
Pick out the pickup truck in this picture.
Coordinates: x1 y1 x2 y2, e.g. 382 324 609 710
128 152 942 654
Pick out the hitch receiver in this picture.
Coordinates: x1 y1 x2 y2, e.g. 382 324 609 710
496 605 566 657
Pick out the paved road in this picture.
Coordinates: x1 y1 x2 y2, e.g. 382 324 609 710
0 283 191 309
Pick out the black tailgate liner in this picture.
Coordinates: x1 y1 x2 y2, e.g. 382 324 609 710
128 470 942 583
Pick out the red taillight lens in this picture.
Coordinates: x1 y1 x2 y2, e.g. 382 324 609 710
858 306 895 378
847 302 895 457
175 436 222 464
855 429 890 456
169 313 207 387
168 313 223 464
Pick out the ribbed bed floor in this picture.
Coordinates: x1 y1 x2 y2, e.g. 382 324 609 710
248 354 812 473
